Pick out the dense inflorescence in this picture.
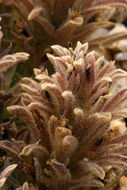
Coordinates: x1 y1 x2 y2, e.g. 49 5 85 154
1 42 127 190
1 0 127 67
1 1 127 190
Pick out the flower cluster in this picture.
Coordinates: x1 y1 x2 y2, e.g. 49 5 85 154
1 0 127 67
1 41 127 190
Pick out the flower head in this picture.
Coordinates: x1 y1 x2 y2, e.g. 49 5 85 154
4 41 127 189
1 0 127 67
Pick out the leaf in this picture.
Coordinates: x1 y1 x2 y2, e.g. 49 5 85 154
68 178 104 189
0 141 22 164
20 144 49 158
56 12 83 43
0 53 29 72
86 162 105 180
47 159 71 180
0 164 17 187
102 89 127 111
7 105 41 141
